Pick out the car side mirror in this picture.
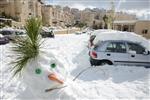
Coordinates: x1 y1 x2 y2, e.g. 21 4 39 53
128 50 136 54
143 50 150 55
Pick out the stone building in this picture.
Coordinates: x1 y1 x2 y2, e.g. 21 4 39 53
80 10 95 26
41 5 53 26
42 5 74 27
113 20 150 39
0 0 43 26
115 12 137 21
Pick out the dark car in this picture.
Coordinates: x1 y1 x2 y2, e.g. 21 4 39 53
0 34 9 45
40 31 54 38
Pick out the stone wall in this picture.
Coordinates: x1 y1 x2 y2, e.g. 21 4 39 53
135 21 150 39
54 28 80 34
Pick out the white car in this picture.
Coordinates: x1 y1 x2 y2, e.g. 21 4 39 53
0 28 26 40
89 40 150 67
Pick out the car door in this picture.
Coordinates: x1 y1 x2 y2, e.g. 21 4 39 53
126 42 150 66
101 41 129 65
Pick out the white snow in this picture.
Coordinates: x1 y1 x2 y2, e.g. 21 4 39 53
0 33 150 100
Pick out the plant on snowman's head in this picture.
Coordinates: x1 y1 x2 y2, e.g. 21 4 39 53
11 17 42 76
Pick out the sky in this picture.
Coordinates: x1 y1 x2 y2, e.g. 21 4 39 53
44 0 150 20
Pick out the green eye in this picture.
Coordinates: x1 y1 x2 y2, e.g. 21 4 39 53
35 68 42 74
51 63 56 68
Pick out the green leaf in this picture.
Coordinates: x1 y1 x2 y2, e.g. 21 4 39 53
11 17 42 77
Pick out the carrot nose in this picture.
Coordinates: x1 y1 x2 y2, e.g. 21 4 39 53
48 73 64 84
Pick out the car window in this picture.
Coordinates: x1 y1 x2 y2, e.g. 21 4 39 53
15 31 24 35
127 43 145 54
0 31 13 35
106 42 126 53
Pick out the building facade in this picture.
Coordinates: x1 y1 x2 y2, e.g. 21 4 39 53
0 0 43 26
42 5 74 27
113 20 150 39
41 5 53 26
80 9 95 27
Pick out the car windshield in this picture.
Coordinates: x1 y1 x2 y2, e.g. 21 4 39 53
0 31 13 35
15 31 24 35
90 35 96 42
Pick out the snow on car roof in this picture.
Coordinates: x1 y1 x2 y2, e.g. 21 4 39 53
93 30 150 50
91 29 117 36
0 28 26 33
0 27 14 31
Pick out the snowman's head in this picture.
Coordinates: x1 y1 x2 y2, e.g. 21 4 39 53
22 50 67 95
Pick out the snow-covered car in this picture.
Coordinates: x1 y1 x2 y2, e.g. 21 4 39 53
88 29 116 48
0 28 26 40
89 40 150 67
0 34 9 45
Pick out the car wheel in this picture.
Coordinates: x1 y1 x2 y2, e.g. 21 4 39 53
100 60 113 66
90 57 101 66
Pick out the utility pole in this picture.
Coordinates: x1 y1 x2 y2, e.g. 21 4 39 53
110 0 115 29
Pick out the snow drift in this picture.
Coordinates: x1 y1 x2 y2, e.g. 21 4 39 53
0 33 150 100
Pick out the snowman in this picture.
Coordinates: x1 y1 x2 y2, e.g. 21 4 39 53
21 50 68 98
11 18 68 98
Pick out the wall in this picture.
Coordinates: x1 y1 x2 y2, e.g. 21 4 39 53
134 21 150 39
54 28 80 34
42 5 53 26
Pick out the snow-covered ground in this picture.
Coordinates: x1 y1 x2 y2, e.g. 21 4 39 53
0 34 150 100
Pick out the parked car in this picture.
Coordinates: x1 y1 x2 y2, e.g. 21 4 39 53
40 31 54 38
0 34 9 45
75 31 82 35
89 40 150 67
41 27 54 38
0 28 26 40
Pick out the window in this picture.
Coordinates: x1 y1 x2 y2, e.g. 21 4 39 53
90 35 96 42
106 42 116 52
15 31 23 35
142 29 148 34
106 42 126 53
127 43 145 54
28 1 33 9
0 31 13 35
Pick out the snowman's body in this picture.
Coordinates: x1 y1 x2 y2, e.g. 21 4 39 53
22 50 67 98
